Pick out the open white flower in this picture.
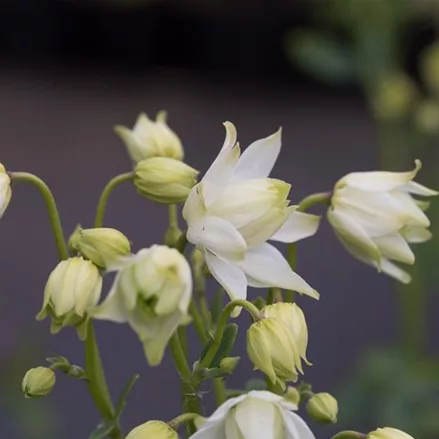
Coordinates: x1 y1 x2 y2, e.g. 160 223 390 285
328 160 437 283
189 390 315 439
91 245 192 366
0 163 11 219
182 122 320 305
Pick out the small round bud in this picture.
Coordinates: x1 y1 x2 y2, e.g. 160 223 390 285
367 427 414 439
134 157 198 204
414 100 439 135
22 367 56 398
219 356 241 374
306 392 338 424
284 386 301 406
75 227 131 268
0 163 11 219
126 420 178 439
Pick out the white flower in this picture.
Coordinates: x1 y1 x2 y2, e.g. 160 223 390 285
328 160 438 283
0 163 11 219
189 390 316 439
91 245 192 366
367 427 414 439
182 122 320 305
115 111 183 163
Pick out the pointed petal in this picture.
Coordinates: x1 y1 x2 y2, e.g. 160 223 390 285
239 243 319 299
401 181 438 196
204 250 247 302
190 422 225 439
338 160 421 192
391 191 430 227
327 208 381 266
187 216 247 261
379 259 411 284
232 128 282 181
373 232 415 265
283 412 316 439
401 225 433 243
202 122 240 206
182 185 206 224
271 210 321 243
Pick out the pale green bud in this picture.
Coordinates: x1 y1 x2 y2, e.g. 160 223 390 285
285 386 301 406
367 427 414 439
134 157 198 204
247 318 300 390
37 257 102 338
115 111 184 163
421 42 439 95
306 392 338 424
0 163 11 219
22 367 56 398
125 420 178 439
75 227 131 268
219 356 241 374
414 100 439 134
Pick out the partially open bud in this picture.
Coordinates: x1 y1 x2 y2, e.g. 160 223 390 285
115 111 184 163
247 318 300 390
219 356 241 374
0 163 11 219
134 157 198 204
73 227 131 269
22 367 56 398
37 257 102 338
125 420 178 439
285 386 301 406
306 392 338 424
367 427 414 439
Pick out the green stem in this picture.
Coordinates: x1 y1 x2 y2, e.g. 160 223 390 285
175 232 188 254
189 301 208 343
298 192 332 212
285 243 297 302
169 203 179 229
213 378 227 405
168 412 201 430
10 172 68 260
94 172 133 228
330 431 366 439
266 380 285 395
197 299 261 371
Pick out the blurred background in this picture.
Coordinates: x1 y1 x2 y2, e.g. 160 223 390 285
1 0 439 438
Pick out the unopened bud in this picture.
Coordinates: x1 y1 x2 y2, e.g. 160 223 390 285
306 392 338 424
0 163 11 219
125 420 178 439
134 157 198 204
219 356 240 374
285 386 301 406
367 427 414 439
22 367 56 398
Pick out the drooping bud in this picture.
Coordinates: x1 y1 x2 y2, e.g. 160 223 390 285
22 367 56 398
284 386 301 406
134 157 198 204
125 420 178 439
0 163 11 219
367 427 414 439
37 257 102 339
306 392 338 424
74 227 131 269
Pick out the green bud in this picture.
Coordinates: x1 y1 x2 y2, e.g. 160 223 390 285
134 157 198 204
306 392 338 423
219 356 241 374
285 386 301 406
22 367 56 398
125 420 178 439
414 100 439 135
76 227 131 268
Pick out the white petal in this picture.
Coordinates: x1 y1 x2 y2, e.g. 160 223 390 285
239 243 319 299
401 225 432 243
391 191 430 227
198 394 247 426
190 422 225 439
187 216 247 261
373 232 415 265
90 278 129 323
182 185 206 224
327 208 381 265
338 160 421 192
271 210 321 243
379 259 411 284
232 128 282 181
247 390 287 404
204 250 248 302
202 122 240 206
400 181 438 196
282 412 316 439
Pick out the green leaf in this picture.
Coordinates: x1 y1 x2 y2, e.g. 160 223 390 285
200 367 229 380
210 324 238 368
210 289 224 326
115 374 140 419
89 422 116 439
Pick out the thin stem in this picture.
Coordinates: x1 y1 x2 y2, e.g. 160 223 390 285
169 203 179 229
330 431 366 439
197 300 261 371
297 191 332 212
94 172 133 228
168 412 201 430
189 301 208 343
10 172 68 260
175 232 188 254
213 378 227 405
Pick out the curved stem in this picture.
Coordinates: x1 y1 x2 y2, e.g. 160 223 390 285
298 191 332 212
197 299 261 371
330 431 366 439
10 172 68 260
94 172 133 228
168 412 201 430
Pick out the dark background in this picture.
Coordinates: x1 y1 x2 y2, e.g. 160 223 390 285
0 1 437 438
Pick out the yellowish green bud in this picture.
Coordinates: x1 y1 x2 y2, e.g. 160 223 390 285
247 318 300 390
37 257 102 338
285 386 301 406
22 367 56 398
421 42 439 95
0 163 11 219
134 157 198 204
367 427 414 439
74 227 131 268
219 356 241 374
115 111 184 163
125 420 178 439
306 392 338 424
414 100 439 134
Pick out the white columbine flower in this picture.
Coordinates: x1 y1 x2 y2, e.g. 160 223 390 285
189 390 316 439
91 245 192 366
328 160 438 283
0 163 11 219
182 122 320 305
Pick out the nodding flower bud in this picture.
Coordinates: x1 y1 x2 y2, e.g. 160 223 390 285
0 163 11 219
125 421 178 439
306 392 338 424
22 367 56 398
